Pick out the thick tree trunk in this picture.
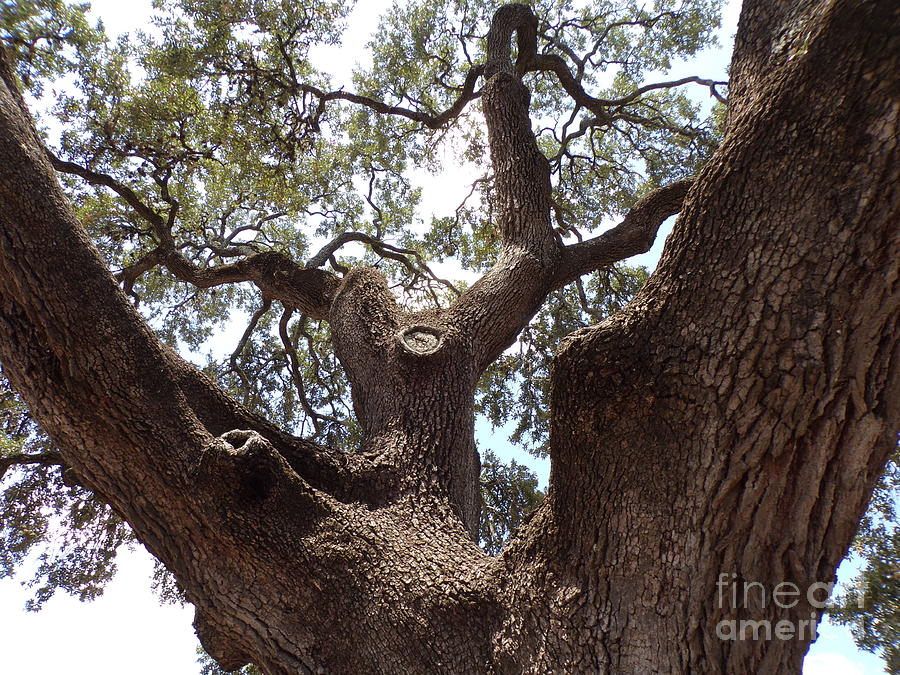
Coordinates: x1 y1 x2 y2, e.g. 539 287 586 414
0 1 897 674
522 1 900 672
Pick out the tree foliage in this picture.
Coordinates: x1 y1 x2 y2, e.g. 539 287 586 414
829 442 900 673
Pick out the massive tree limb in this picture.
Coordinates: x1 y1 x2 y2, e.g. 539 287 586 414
1 47 381 671
450 4 695 372
510 1 900 672
322 5 699 532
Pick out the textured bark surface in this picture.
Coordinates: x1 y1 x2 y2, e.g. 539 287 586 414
0 1 897 674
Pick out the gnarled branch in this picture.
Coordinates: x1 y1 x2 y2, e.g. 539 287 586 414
300 64 484 131
530 55 727 118
552 177 695 289
307 231 460 296
0 450 63 481
46 152 339 319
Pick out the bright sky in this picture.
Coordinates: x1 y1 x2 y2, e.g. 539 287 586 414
0 1 889 673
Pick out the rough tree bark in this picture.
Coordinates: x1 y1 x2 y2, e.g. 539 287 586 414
0 1 897 673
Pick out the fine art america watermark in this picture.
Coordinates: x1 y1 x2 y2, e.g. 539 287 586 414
714 573 863 641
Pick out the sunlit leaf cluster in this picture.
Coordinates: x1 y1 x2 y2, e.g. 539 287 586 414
830 443 900 673
0 0 103 96
478 449 544 556
477 263 648 456
0 375 132 610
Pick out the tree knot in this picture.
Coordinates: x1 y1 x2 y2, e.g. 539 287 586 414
196 429 282 503
397 324 444 356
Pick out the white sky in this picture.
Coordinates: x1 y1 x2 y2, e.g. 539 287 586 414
0 0 889 673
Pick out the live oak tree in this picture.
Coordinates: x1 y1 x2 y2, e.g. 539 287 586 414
0 0 898 673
